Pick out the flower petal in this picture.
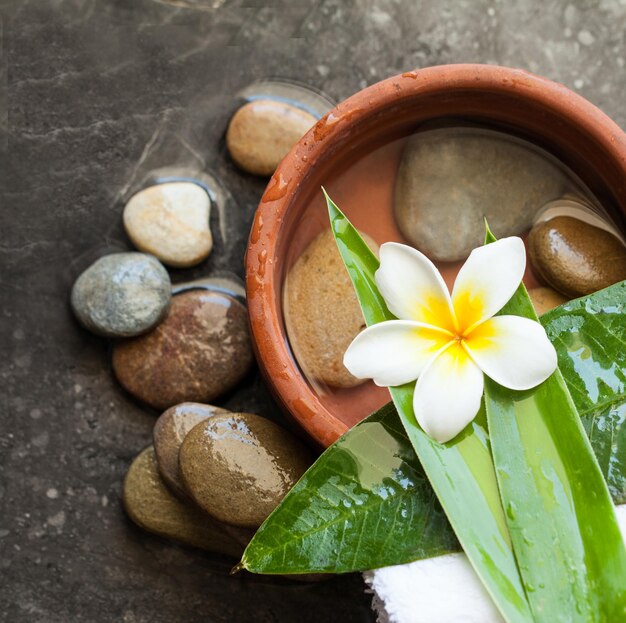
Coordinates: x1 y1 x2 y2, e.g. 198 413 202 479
375 243 456 332
452 237 526 333
464 315 558 391
412 342 485 444
343 320 452 387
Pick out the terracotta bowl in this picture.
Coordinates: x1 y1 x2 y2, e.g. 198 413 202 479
245 63 626 448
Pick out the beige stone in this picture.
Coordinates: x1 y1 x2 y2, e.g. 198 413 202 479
284 229 378 388
124 182 212 268
226 99 316 176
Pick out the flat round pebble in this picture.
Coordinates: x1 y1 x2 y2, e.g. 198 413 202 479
226 99 317 176
394 127 566 261
124 182 213 268
179 413 313 528
528 216 626 297
123 446 243 557
112 290 253 409
284 229 378 388
71 252 171 338
528 287 568 316
153 402 229 498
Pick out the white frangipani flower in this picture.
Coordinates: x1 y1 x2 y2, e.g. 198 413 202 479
344 237 558 444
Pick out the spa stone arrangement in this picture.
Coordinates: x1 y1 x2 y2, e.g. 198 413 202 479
69 75 626 617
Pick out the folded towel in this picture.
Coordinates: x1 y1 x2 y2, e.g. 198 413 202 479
364 504 626 623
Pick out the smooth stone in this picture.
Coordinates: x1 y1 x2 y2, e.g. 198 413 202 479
123 446 243 557
528 287 569 315
124 182 213 268
284 229 378 388
528 216 626 297
226 99 317 176
394 127 566 261
153 402 229 498
112 290 253 409
179 413 313 528
71 252 171 338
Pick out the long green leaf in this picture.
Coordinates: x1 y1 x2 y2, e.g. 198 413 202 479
241 284 626 577
484 236 626 621
325 195 532 622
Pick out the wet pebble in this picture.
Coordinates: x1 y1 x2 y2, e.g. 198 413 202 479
179 413 313 528
123 446 243 557
71 253 170 338
124 182 213 268
112 290 253 409
153 402 228 498
284 229 378 388
394 127 566 261
528 287 568 315
226 100 317 176
528 216 626 297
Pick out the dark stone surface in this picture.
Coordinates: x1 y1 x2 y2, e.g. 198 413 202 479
2 0 626 621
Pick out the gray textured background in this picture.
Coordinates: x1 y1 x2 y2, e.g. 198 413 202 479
2 1 626 621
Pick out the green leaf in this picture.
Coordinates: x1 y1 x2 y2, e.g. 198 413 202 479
541 281 626 505
238 402 459 572
240 282 626 581
483 236 626 621
324 194 532 623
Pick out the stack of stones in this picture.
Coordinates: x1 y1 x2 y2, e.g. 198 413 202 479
70 83 329 564
124 403 313 558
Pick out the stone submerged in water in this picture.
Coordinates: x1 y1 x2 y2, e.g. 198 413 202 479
528 215 626 297
112 290 253 409
123 446 243 557
284 229 378 388
394 127 566 261
153 402 229 499
179 413 313 528
226 99 317 176
528 287 569 316
71 252 171 338
123 182 213 268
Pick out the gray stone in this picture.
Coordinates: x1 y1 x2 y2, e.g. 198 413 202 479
71 253 171 338
394 127 567 261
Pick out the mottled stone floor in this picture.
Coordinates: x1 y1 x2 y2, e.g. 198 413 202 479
2 1 626 621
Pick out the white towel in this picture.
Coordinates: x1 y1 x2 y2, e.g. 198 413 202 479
364 504 626 623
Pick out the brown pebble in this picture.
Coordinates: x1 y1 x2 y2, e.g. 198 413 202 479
153 402 229 498
123 446 243 557
112 290 253 410
226 100 317 176
528 216 626 297
284 229 378 388
179 413 313 528
528 287 569 316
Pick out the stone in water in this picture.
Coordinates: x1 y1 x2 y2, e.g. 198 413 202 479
394 127 566 261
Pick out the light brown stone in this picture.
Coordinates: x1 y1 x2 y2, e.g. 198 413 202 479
179 413 313 528
284 229 378 388
226 100 316 176
123 446 243 557
153 402 229 498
